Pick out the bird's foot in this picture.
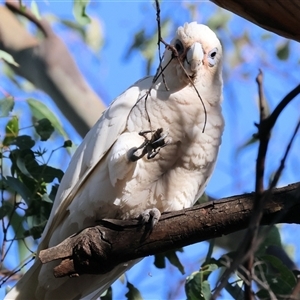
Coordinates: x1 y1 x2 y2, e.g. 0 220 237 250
140 208 161 229
127 128 170 162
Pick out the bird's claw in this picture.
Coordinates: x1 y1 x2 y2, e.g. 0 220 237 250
128 128 170 162
140 208 161 229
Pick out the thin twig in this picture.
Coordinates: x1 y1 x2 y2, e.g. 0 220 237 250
244 70 268 300
175 57 207 133
154 0 168 90
212 81 300 300
0 256 35 287
256 69 269 121
5 1 50 37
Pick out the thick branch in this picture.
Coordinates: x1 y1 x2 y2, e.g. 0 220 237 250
39 182 300 278
0 4 105 137
211 0 300 43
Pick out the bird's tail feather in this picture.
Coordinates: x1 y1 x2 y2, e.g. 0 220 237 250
5 258 140 300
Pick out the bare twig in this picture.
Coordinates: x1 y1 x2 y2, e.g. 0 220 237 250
256 69 269 121
0 256 35 287
244 70 267 300
154 0 168 90
175 57 208 133
5 1 49 37
212 82 300 299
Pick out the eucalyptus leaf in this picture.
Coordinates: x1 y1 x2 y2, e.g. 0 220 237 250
3 176 32 206
30 0 41 20
0 97 14 117
0 50 19 67
277 41 290 60
10 135 35 150
73 0 91 25
34 118 55 141
3 116 19 146
125 282 143 300
154 248 184 274
27 98 67 138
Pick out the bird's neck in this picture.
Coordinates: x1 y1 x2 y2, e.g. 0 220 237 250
155 63 189 92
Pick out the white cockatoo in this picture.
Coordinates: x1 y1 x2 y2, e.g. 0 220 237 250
5 22 224 300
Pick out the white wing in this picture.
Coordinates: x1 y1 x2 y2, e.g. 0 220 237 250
39 75 153 251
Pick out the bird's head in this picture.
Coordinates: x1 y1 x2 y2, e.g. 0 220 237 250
160 22 222 91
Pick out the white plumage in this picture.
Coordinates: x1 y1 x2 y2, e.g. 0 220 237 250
5 22 224 300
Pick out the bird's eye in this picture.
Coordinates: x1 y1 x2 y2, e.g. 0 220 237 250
175 40 184 54
208 47 218 67
210 51 217 58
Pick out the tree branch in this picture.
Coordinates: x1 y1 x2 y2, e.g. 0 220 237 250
0 3 106 138
39 182 300 278
211 0 300 43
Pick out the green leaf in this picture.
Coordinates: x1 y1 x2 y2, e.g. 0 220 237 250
0 50 19 67
185 264 218 300
3 176 33 206
0 201 12 220
165 249 185 275
7 205 26 239
186 272 210 300
23 220 47 239
154 249 185 274
262 255 296 286
41 193 53 204
235 135 258 156
63 140 73 148
85 17 104 52
10 135 35 150
26 98 67 138
207 10 231 31
125 19 170 74
3 116 19 146
256 254 296 297
100 286 112 300
16 153 34 178
0 97 14 117
38 165 64 183
154 253 166 269
276 41 290 60
34 118 54 141
125 281 143 300
200 264 218 279
30 0 41 20
18 0 26 11
256 225 282 255
60 19 85 37
73 0 91 25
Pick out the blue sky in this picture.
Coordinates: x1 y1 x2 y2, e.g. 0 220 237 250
1 1 300 299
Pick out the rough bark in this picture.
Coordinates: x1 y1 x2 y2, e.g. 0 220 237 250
39 182 300 278
211 0 300 43
0 4 105 138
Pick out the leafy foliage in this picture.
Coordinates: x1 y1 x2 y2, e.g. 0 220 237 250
185 264 218 300
0 108 69 240
154 248 185 274
0 97 72 286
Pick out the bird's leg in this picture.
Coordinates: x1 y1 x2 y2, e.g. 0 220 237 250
146 131 169 159
127 140 149 162
140 208 161 229
128 128 169 162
